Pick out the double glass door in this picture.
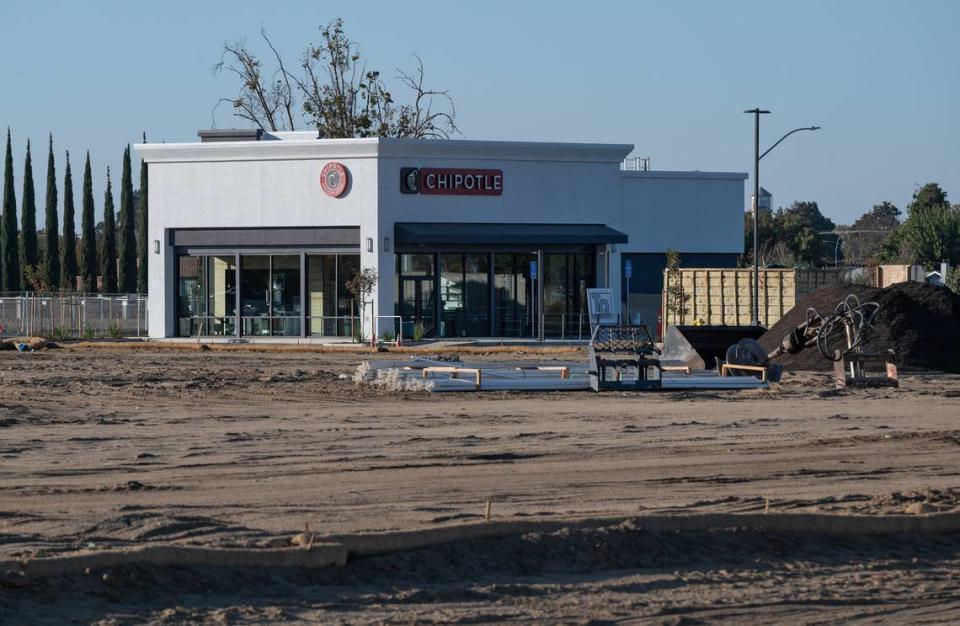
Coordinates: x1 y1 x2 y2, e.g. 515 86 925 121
240 255 301 336
400 277 435 335
439 253 490 337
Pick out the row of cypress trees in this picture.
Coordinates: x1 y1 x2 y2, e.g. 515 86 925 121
1 129 148 294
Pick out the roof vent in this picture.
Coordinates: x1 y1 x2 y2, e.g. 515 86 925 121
197 129 263 143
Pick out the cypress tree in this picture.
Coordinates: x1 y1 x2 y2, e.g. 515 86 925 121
60 151 78 290
118 145 136 292
136 134 148 294
19 139 38 290
2 129 19 292
79 152 97 292
43 135 60 290
100 168 117 293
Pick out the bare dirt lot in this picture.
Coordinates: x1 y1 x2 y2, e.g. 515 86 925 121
2 346 960 624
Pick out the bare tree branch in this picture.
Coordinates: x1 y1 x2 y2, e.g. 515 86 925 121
213 19 457 139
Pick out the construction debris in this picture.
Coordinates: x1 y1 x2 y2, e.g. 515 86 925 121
755 282 960 373
354 357 769 393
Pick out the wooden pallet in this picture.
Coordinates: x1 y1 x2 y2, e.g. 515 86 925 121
422 367 482 388
720 363 768 382
833 350 898 389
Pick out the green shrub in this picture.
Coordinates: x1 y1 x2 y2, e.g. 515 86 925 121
107 320 123 339
947 266 960 293
82 323 95 340
50 325 72 342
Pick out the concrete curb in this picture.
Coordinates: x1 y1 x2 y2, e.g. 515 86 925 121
1 543 347 581
4 511 959 582
324 511 960 557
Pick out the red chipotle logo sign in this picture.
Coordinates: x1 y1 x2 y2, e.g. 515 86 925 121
400 167 503 196
320 162 349 197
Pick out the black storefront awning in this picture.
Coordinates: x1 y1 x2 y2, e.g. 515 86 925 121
394 223 628 246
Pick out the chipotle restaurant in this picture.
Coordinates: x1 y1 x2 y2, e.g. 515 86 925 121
136 131 746 340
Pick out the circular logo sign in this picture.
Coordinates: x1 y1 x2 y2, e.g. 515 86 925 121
320 162 349 197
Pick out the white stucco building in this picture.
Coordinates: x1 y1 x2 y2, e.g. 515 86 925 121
135 130 746 340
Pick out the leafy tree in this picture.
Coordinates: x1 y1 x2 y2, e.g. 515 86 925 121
136 135 148 293
43 135 60 290
19 139 38 289
836 201 900 266
214 19 457 139
879 183 959 268
61 151 78 290
100 168 117 293
1 129 19 291
79 152 97 292
743 201 836 267
883 204 960 268
663 249 689 324
907 182 947 215
117 145 136 292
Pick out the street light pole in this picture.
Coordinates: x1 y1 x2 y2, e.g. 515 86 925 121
744 108 769 326
742 111 820 326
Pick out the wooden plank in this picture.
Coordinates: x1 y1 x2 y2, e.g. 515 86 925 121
720 363 768 382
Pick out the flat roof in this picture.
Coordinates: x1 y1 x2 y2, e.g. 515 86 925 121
621 170 748 181
134 136 635 164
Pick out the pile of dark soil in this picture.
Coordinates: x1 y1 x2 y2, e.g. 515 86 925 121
759 282 960 372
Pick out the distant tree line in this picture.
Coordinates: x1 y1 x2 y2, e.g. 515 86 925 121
1 129 149 293
743 181 960 285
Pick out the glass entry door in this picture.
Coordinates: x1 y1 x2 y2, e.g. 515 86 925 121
494 253 535 337
400 277 435 337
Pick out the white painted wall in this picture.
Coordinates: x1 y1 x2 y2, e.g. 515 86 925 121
137 137 745 338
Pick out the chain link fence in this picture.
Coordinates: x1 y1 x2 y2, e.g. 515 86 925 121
0 293 148 339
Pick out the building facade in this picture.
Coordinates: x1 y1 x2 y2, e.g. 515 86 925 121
136 132 746 340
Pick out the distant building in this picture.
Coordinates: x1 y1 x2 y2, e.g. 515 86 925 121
747 187 772 215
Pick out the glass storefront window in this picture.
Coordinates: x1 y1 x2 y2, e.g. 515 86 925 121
440 254 464 337
206 255 237 336
176 252 358 338
494 253 533 337
336 254 360 337
463 253 489 336
177 256 204 336
400 254 433 276
307 255 337 336
241 255 270 336
270 255 300 336
542 253 593 338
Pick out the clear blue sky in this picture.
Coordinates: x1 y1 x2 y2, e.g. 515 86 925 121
1 0 957 227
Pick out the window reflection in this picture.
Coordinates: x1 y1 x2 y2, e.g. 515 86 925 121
176 253 360 338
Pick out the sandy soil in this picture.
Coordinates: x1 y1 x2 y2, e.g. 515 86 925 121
1 346 959 624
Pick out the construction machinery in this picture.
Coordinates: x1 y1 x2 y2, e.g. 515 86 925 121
724 294 897 387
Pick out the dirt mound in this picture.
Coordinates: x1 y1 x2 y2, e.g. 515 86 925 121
759 282 960 372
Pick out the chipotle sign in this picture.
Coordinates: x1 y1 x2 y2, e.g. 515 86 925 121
400 167 503 196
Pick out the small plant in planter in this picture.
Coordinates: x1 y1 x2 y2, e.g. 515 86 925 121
412 322 427 342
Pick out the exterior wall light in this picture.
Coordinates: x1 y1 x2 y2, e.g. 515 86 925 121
366 237 374 253
153 239 160 254
383 236 390 252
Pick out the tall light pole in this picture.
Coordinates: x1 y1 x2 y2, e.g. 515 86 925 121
744 109 769 326
743 109 820 325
